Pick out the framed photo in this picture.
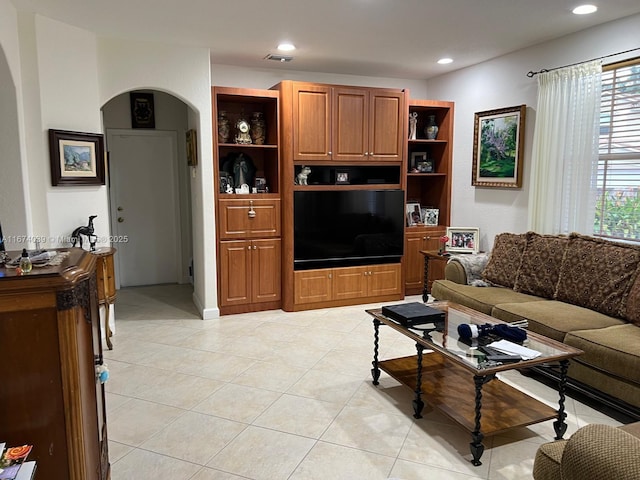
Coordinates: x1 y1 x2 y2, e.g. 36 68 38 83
336 171 350 185
255 176 268 193
406 202 422 226
421 207 439 226
472 104 526 188
130 92 156 129
186 129 197 166
410 151 427 172
48 129 105 186
446 227 480 254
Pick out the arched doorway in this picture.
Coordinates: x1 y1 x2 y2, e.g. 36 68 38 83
102 90 194 288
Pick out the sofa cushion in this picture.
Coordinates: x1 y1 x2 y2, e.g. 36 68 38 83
514 233 568 299
482 232 528 288
491 301 625 342
555 233 640 319
626 274 640 326
564 324 640 385
431 279 541 315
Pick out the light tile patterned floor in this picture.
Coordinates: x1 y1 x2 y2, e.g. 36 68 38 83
105 285 622 480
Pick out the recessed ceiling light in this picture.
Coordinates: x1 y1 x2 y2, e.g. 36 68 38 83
437 58 453 65
572 4 597 14
277 43 296 52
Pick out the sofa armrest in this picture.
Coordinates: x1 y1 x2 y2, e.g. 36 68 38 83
444 253 490 286
444 261 468 285
561 424 640 480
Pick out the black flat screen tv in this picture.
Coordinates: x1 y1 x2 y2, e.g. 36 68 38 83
294 189 405 270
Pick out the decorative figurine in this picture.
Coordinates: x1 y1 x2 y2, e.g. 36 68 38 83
295 166 311 185
71 215 98 251
409 112 418 140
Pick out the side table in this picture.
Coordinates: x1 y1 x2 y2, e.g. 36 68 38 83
419 250 450 302
93 247 117 350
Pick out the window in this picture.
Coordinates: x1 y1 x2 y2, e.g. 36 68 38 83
595 58 640 242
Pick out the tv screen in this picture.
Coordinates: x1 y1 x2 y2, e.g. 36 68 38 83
294 189 405 270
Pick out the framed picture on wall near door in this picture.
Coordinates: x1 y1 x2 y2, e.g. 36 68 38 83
48 129 106 186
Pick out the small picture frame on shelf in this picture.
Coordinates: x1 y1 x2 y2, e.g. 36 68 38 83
446 227 480 254
406 202 422 226
335 171 350 185
255 177 268 193
410 151 427 173
421 207 439 226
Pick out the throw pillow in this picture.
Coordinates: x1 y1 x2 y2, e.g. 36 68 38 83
514 232 568 298
482 232 528 288
555 233 640 318
625 273 640 326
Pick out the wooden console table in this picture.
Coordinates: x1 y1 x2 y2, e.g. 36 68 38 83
94 247 116 350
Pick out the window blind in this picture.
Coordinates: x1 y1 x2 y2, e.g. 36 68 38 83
595 58 640 241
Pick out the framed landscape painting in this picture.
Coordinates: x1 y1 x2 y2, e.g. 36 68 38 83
472 105 526 188
48 129 105 186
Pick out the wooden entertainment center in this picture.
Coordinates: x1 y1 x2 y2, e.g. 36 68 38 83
212 82 453 314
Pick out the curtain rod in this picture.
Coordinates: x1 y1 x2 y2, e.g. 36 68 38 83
526 47 640 78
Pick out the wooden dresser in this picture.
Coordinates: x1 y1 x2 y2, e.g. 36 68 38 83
0 248 110 480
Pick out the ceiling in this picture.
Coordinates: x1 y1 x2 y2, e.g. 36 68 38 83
10 0 640 79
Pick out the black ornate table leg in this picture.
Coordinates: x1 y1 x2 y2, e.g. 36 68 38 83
470 374 493 466
554 359 569 439
412 343 425 418
371 319 381 385
422 255 430 302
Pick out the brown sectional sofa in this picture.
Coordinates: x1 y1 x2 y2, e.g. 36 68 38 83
431 232 640 418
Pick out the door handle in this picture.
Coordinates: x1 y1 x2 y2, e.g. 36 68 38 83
118 217 124 223
117 206 123 211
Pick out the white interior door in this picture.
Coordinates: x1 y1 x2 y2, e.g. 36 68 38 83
108 130 180 287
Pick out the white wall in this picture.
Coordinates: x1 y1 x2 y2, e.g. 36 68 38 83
97 38 216 318
34 15 111 249
211 63 430 98
426 13 640 251
0 0 28 250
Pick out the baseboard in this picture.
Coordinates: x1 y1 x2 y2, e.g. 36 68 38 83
192 291 219 319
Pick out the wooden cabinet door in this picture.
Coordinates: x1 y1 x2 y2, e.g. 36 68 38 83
219 240 251 306
218 198 281 240
367 263 402 296
292 83 332 161
251 238 281 304
332 87 368 161
404 231 426 291
332 266 367 300
294 269 332 304
369 89 404 161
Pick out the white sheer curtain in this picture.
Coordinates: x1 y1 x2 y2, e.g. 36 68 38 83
528 60 602 234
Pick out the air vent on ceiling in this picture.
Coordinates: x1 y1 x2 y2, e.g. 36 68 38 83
264 54 293 63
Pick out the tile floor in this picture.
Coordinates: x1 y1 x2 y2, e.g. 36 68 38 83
105 284 622 480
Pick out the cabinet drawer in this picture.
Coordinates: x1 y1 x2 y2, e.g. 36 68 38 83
218 198 281 239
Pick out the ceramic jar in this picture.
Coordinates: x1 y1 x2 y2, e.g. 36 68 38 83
218 110 230 144
425 114 438 140
250 112 266 145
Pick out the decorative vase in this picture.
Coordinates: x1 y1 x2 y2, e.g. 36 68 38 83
217 110 230 144
425 114 438 140
250 112 266 145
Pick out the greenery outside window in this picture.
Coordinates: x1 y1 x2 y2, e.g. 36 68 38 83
595 57 640 242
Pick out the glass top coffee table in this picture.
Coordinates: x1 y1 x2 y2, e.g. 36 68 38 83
366 301 583 466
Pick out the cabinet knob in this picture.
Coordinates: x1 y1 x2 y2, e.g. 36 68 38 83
328 273 332 279
248 200 256 218
253 245 257 250
248 245 251 250
328 151 332 155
